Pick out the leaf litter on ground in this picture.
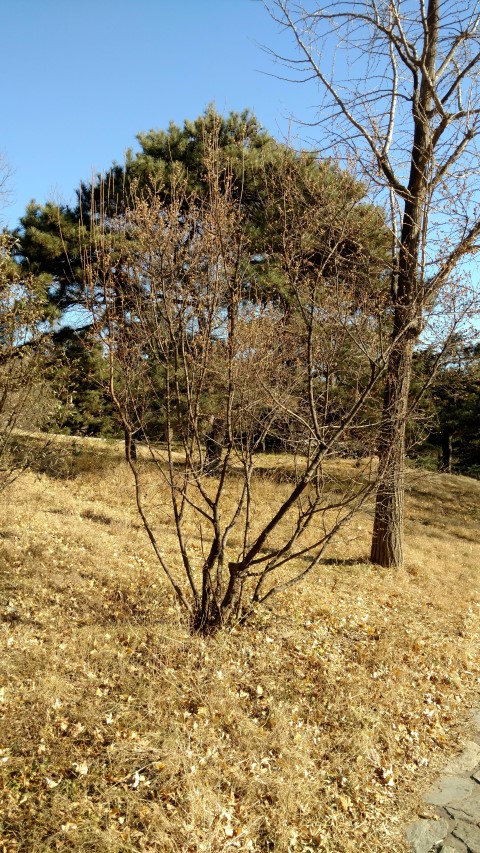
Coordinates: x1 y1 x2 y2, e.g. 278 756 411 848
0 436 479 851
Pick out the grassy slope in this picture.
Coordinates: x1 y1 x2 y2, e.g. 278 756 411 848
0 437 479 852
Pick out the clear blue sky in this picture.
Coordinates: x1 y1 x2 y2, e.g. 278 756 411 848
1 0 318 230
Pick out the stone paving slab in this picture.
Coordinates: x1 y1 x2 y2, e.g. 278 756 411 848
452 821 480 850
442 840 468 852
443 743 480 776
425 776 476 806
406 818 450 853
446 792 480 824
406 819 450 853
405 708 480 853
442 838 469 853
452 820 480 853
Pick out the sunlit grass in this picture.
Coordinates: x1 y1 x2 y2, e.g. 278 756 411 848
0 435 479 851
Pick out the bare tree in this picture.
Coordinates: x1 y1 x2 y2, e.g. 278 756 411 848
0 153 13 224
0 159 56 488
0 232 54 490
266 0 480 567
84 141 398 632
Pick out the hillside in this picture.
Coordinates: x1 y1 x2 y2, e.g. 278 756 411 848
1 436 479 852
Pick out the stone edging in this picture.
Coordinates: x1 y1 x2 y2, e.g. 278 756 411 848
405 711 480 852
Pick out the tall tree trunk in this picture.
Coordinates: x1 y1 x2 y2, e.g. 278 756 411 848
371 0 438 567
204 417 224 474
438 427 452 473
370 334 415 567
124 428 137 462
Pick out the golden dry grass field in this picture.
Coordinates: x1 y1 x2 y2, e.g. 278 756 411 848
1 436 479 852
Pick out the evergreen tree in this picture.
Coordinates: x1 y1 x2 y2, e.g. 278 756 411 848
16 107 390 445
47 326 118 437
18 201 87 312
431 343 480 476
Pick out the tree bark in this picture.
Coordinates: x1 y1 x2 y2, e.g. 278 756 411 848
371 0 437 566
370 334 415 567
439 428 452 473
124 428 137 462
204 417 224 474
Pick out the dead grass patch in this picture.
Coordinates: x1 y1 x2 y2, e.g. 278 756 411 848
0 437 479 851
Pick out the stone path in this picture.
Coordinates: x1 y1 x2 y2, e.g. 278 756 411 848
405 710 480 852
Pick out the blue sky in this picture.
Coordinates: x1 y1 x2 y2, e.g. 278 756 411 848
1 0 318 230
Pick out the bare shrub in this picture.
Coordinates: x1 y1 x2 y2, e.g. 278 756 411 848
0 233 55 490
84 139 393 632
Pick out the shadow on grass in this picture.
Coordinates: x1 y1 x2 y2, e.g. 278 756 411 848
10 434 116 480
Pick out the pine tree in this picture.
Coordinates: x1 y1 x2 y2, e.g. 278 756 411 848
17 108 390 446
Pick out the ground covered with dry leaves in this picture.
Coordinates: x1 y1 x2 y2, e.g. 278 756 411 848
0 437 479 852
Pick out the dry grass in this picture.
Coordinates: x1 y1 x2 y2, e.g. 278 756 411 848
1 436 479 851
